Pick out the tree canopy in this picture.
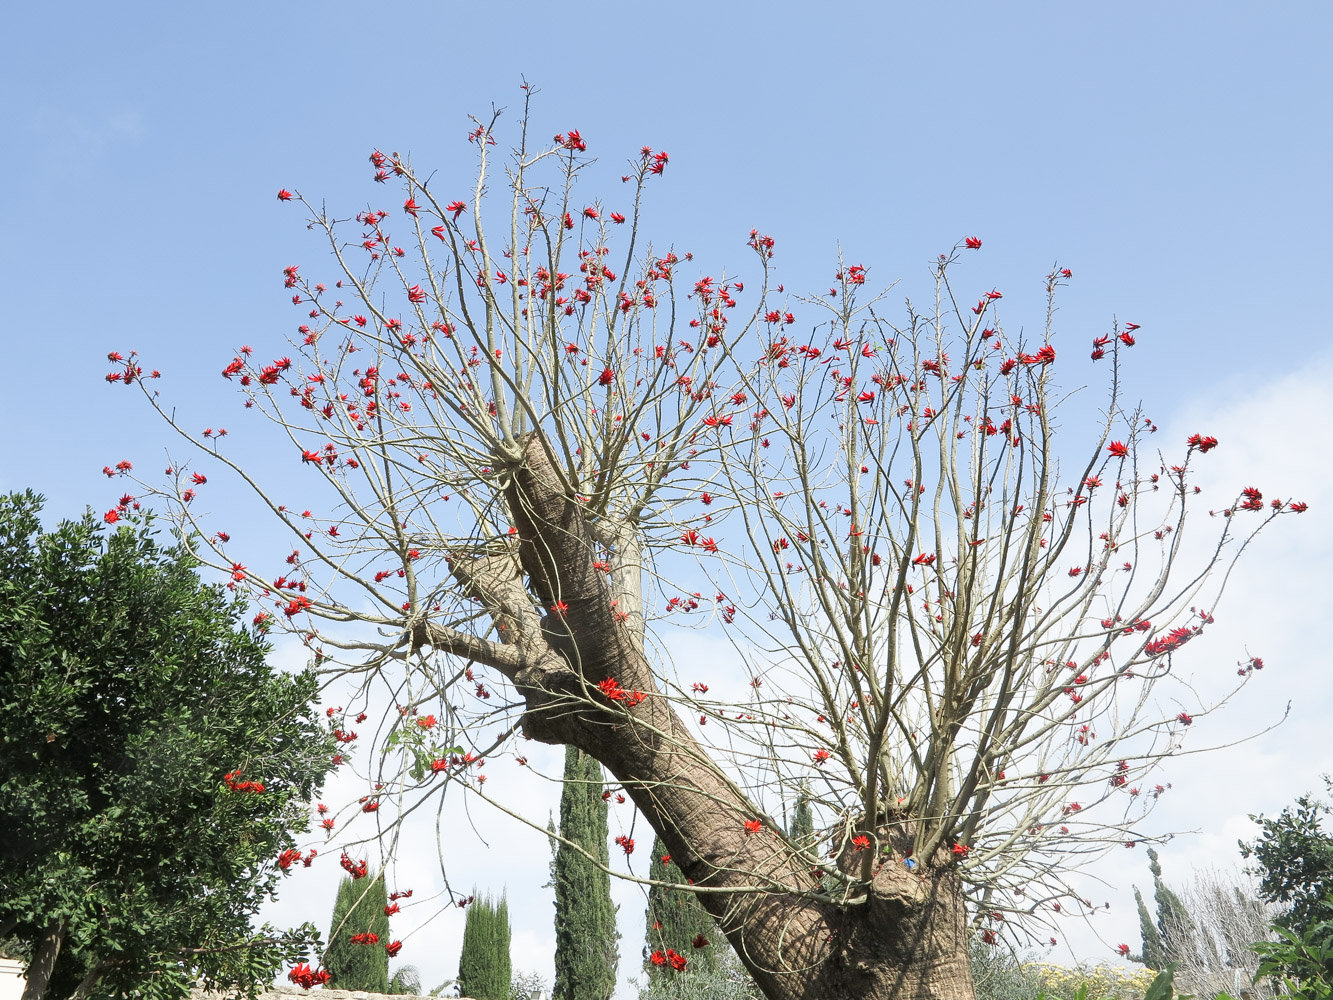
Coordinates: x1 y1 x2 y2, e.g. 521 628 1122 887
0 492 335 1000
1243 778 1333 937
110 93 1307 1000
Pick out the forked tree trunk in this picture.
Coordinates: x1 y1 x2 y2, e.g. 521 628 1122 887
434 436 978 1000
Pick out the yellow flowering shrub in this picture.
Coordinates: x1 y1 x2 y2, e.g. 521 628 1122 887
1022 961 1159 1000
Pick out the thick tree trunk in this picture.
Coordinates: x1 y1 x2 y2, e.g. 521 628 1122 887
439 436 977 1000
20 919 65 1000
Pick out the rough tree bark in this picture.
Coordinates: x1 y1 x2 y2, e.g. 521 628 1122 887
420 435 975 1000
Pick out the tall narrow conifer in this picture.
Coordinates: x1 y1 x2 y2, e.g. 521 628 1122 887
323 872 391 992
644 835 719 979
458 893 512 1000
553 746 619 1000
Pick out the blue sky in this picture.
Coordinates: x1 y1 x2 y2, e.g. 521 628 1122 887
4 2 1330 996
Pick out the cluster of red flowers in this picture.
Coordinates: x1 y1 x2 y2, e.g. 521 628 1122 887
223 770 265 794
276 848 317 872
339 852 369 880
349 932 379 945
649 948 688 971
615 835 635 856
287 964 331 990
598 677 648 707
1143 626 1199 657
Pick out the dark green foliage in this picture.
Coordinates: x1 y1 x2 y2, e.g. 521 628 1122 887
644 835 719 979
1243 778 1333 938
0 494 336 1000
459 894 512 1000
1253 919 1333 998
553 746 618 1000
323 873 391 992
1133 885 1167 970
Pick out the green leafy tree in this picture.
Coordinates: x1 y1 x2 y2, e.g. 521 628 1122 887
324 873 392 992
645 835 719 981
1243 778 1333 938
553 747 619 1000
459 895 512 1000
0 493 334 1000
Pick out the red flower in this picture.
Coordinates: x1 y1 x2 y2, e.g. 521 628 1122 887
287 964 331 990
692 934 709 949
385 940 403 958
417 714 437 729
667 949 687 971
598 367 615 386
649 950 667 967
615 835 635 855
1107 441 1128 458
1177 712 1193 726
851 835 870 851
813 749 831 765
277 189 293 202
965 236 982 249
744 819 762 835
952 843 971 856
1117 943 1131 957
445 201 467 220
610 212 626 224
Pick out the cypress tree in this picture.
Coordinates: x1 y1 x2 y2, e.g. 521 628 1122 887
644 835 719 979
553 746 619 1000
323 872 391 992
458 893 511 1000
1132 885 1166 969
789 789 815 848
1147 848 1211 967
